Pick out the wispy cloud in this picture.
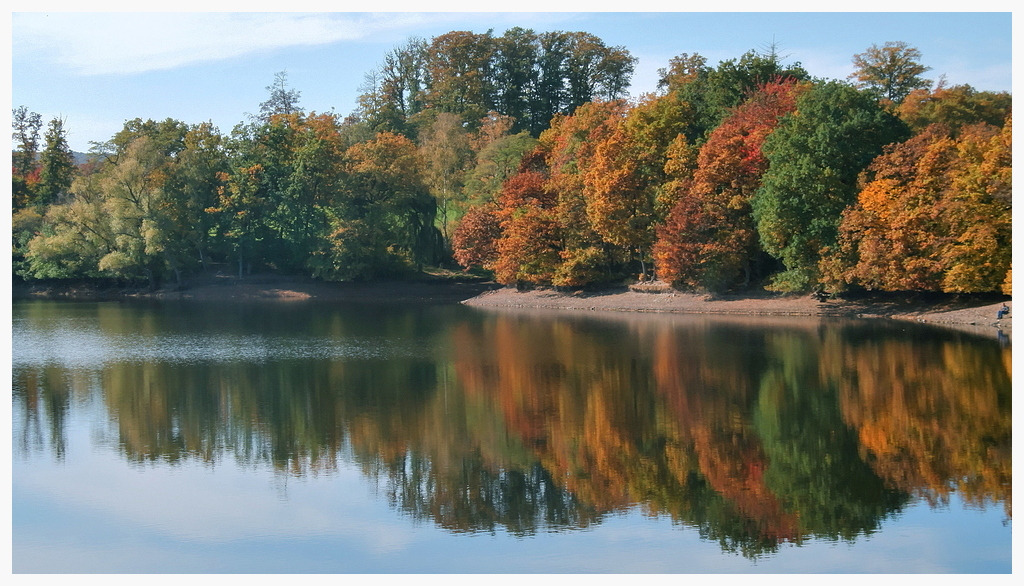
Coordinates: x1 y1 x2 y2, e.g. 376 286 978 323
13 12 441 76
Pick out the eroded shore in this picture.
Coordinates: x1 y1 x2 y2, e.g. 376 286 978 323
462 286 1012 339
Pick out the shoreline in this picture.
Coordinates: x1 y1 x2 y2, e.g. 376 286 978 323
461 285 1012 339
13 275 1011 338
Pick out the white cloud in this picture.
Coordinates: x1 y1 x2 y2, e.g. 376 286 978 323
13 12 437 76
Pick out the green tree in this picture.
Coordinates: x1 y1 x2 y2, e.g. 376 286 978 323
163 123 229 272
752 81 908 291
356 38 429 136
210 163 272 278
424 30 497 126
36 117 77 206
564 31 636 109
674 49 809 144
23 162 115 281
418 112 474 246
754 333 908 542
12 106 43 209
655 80 804 291
287 114 348 267
320 132 439 280
217 111 342 275
461 125 538 209
357 29 636 139
94 135 176 286
259 71 304 120
84 117 208 284
492 27 541 134
849 41 932 104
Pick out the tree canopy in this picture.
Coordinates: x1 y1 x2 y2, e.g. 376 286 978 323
12 34 1012 296
849 41 932 104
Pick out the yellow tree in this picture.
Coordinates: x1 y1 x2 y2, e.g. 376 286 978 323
582 93 691 281
829 126 954 291
541 100 626 286
832 119 1011 293
938 120 1012 293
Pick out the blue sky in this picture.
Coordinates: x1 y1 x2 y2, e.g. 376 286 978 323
10 5 1015 153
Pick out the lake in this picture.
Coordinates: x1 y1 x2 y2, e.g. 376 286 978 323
11 298 1011 573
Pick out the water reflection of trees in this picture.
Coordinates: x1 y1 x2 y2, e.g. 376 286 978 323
13 303 1011 555
829 329 1012 517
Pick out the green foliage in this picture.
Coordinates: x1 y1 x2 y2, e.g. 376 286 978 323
36 117 77 206
673 49 810 144
357 28 636 138
754 334 908 540
216 112 349 275
23 119 226 286
461 130 538 208
654 80 803 292
13 41 1009 294
12 106 43 209
259 71 304 120
418 112 474 245
22 174 111 280
849 41 932 104
752 81 909 291
318 131 440 280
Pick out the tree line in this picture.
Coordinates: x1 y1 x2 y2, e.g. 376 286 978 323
12 35 1012 293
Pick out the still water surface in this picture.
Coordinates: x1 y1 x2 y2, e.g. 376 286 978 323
12 299 1011 572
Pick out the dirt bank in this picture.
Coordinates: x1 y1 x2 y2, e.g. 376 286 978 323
462 285 1012 338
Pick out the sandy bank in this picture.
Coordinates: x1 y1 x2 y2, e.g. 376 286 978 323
462 286 1011 338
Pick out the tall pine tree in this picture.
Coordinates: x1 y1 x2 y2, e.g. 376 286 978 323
36 117 76 206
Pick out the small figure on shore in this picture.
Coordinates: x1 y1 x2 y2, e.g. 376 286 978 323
997 304 1010 319
812 288 830 302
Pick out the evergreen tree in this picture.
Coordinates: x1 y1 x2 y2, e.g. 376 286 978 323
12 106 43 209
36 117 76 206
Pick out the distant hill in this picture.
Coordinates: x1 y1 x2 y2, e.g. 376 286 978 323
13 150 94 167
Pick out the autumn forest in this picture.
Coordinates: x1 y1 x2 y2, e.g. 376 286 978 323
11 30 1013 294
